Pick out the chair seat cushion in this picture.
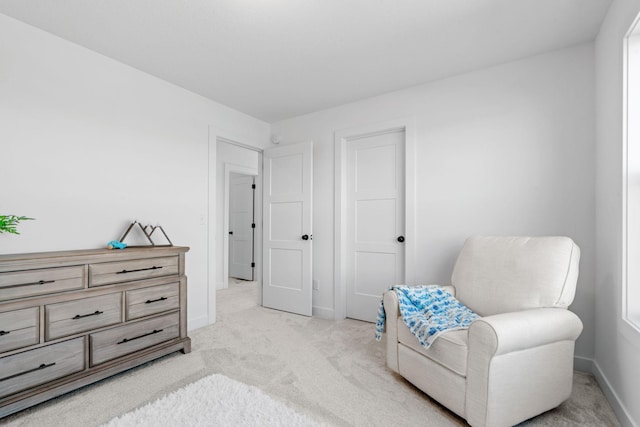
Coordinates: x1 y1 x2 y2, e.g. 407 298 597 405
397 318 468 376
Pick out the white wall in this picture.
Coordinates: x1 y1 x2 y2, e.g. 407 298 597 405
272 43 597 360
595 1 640 425
215 141 259 289
0 14 270 330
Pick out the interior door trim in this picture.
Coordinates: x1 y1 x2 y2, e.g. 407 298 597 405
208 130 264 327
333 117 416 320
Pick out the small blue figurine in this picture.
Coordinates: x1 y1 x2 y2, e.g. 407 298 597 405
107 240 127 250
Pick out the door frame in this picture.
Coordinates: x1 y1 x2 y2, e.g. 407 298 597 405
224 166 258 287
208 131 263 325
333 117 416 320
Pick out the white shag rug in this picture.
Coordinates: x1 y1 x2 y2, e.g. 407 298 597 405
102 374 322 427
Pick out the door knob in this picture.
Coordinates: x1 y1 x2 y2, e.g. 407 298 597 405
302 234 309 240
397 236 405 242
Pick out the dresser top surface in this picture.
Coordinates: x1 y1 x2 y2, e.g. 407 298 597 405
0 246 190 265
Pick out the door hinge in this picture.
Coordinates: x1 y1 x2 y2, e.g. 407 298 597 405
251 262 255 268
251 184 256 189
251 223 256 228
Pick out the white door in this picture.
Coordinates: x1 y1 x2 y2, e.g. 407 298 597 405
229 174 255 281
347 130 405 322
262 141 313 316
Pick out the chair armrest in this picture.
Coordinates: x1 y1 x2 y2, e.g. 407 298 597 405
383 290 400 318
469 308 583 356
382 290 400 372
466 308 583 426
382 285 456 372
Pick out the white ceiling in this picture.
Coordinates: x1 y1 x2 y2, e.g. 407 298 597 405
0 0 612 123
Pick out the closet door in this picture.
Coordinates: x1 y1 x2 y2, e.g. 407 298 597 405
346 130 405 322
229 174 255 281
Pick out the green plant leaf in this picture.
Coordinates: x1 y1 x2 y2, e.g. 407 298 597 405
0 215 34 235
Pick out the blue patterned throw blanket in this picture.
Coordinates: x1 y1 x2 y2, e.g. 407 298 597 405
375 285 479 348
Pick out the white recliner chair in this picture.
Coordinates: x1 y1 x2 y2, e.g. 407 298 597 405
382 236 583 427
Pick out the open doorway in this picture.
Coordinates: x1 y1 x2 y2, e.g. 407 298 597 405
213 138 262 321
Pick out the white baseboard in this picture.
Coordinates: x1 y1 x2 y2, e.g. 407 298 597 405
573 355 594 372
312 305 334 319
188 314 209 331
576 356 638 427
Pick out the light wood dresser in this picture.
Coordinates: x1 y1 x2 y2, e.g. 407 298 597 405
0 246 190 418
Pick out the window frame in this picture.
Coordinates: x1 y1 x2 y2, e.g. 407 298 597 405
622 14 640 334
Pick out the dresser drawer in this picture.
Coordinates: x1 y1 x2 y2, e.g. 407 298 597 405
46 293 122 341
0 337 85 398
90 312 179 366
0 266 84 300
126 283 179 321
0 307 39 353
89 256 178 287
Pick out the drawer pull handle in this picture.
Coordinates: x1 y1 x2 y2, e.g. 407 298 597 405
0 330 10 336
4 279 55 290
72 310 104 320
145 297 168 304
117 266 163 275
117 328 164 345
0 362 56 382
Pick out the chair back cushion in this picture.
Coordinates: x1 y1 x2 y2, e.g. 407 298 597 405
451 236 580 316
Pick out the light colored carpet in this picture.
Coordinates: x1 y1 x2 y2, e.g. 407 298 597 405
3 279 620 426
102 373 320 427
